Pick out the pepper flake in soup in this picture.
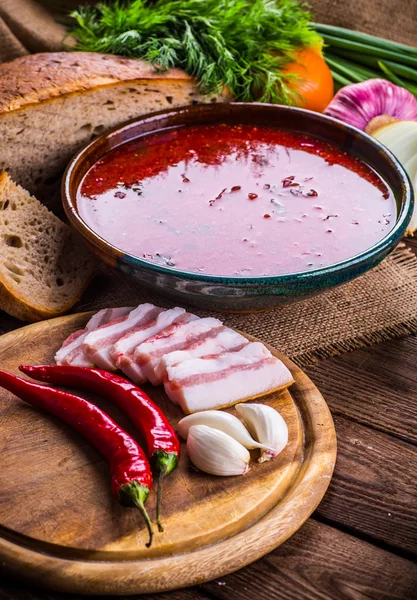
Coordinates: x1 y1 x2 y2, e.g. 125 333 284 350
78 124 396 277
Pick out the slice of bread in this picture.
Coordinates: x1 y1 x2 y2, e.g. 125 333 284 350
0 52 231 209
0 171 95 322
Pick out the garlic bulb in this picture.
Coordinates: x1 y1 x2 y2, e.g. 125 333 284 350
236 403 288 463
178 410 273 451
324 79 417 132
372 120 417 233
187 425 250 476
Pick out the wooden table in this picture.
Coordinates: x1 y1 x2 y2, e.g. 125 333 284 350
1 243 417 600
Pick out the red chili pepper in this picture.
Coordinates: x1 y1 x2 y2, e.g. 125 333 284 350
19 365 180 532
0 370 154 547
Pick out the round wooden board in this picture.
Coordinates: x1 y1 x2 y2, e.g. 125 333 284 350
0 313 336 596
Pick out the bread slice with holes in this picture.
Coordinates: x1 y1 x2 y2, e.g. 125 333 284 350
0 171 95 322
0 52 231 209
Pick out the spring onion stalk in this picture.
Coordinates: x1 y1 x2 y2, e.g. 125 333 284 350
315 23 417 99
330 70 351 87
381 62 417 85
326 54 380 79
325 56 367 83
326 53 417 97
376 64 417 97
315 23 417 58
377 61 407 87
334 51 417 85
320 34 417 68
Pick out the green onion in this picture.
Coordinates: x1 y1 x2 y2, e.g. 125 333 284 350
378 61 408 87
330 70 352 87
317 23 417 99
320 34 417 69
380 61 417 85
315 23 417 58
326 56 379 80
324 55 363 83
330 50 417 85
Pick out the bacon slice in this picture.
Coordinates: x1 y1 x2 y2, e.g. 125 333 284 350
82 304 162 370
55 307 133 367
152 325 248 385
133 317 223 385
163 342 294 413
111 308 199 383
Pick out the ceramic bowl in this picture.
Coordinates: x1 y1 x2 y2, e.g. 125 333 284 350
63 103 413 312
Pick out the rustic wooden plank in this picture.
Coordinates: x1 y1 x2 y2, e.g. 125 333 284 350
315 415 417 556
305 334 417 444
0 578 209 600
304 236 417 446
2 519 416 600
199 519 417 600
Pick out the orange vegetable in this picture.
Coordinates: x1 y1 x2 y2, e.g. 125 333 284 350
282 46 334 113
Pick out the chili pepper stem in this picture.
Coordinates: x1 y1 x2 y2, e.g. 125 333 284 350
119 481 153 548
153 450 179 532
156 469 166 532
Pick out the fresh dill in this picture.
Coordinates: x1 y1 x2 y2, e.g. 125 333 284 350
70 0 321 103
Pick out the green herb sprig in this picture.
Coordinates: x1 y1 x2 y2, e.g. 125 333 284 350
70 0 321 104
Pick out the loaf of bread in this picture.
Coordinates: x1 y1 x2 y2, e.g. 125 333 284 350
0 52 230 208
0 171 95 322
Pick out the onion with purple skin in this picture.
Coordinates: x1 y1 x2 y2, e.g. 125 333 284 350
324 79 417 132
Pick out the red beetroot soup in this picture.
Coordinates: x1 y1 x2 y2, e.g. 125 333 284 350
78 124 396 277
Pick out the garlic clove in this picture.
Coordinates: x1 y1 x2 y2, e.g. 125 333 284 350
178 410 274 451
186 425 250 476
236 403 288 463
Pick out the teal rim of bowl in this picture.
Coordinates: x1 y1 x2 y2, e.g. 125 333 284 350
66 104 414 285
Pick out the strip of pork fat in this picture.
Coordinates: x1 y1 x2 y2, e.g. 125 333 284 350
155 327 249 383
55 307 133 367
163 342 294 413
133 317 223 385
151 325 248 385
111 308 198 383
82 304 162 370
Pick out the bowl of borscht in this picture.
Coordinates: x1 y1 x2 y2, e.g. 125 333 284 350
63 103 413 312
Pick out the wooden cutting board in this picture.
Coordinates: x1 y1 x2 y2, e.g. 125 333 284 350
0 313 336 595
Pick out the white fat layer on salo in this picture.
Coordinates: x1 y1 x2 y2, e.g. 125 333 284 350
111 308 199 383
55 307 133 366
163 342 294 413
154 327 249 383
82 304 162 370
134 317 223 385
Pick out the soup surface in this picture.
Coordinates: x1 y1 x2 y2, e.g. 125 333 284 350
78 124 396 277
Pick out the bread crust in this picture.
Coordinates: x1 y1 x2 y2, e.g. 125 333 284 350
0 171 95 322
0 277 92 322
0 52 195 113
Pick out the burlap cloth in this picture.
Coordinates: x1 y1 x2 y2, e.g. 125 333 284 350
1 0 417 366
